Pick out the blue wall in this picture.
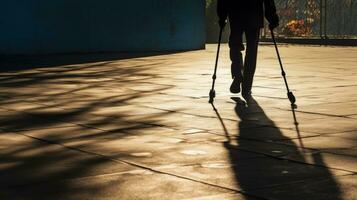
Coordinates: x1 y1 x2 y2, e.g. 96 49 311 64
0 0 206 55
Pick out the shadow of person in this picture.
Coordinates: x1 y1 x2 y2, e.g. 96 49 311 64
212 96 342 199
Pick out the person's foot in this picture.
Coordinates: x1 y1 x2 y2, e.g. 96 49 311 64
230 77 242 94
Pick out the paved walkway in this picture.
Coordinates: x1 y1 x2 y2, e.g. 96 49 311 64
1 44 357 200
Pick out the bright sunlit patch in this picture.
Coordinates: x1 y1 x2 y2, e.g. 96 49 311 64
130 152 153 157
201 162 231 169
180 150 207 156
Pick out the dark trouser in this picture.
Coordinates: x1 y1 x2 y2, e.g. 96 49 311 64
229 21 260 94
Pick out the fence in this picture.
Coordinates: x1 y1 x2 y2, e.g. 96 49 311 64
206 0 357 43
262 0 357 39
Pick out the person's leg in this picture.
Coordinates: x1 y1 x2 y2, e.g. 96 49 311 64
228 19 244 93
242 28 260 95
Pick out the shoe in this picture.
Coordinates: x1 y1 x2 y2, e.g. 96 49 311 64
230 77 242 94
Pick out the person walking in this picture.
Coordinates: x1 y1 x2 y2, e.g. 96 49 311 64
217 0 279 97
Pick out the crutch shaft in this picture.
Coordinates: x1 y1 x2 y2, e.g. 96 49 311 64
209 27 224 103
270 29 296 104
210 28 223 90
270 29 291 92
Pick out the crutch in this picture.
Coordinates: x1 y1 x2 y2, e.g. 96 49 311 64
209 27 224 104
270 28 296 105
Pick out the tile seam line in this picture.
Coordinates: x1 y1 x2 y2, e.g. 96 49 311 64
137 104 341 136
5 102 354 162
7 131 267 200
280 109 352 119
196 131 357 160
225 144 357 174
242 173 357 194
7 156 265 189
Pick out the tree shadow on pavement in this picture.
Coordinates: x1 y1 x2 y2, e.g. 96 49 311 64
0 51 184 72
211 96 343 200
0 52 179 199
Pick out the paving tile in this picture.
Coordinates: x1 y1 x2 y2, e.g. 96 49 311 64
324 131 357 141
247 174 357 200
1 170 235 200
160 156 350 192
299 101 357 116
282 151 357 172
280 135 356 153
0 132 135 187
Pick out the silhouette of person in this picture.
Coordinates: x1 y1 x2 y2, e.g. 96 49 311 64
220 97 343 200
217 0 279 97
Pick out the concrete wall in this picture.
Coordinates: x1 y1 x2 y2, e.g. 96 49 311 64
0 0 205 55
